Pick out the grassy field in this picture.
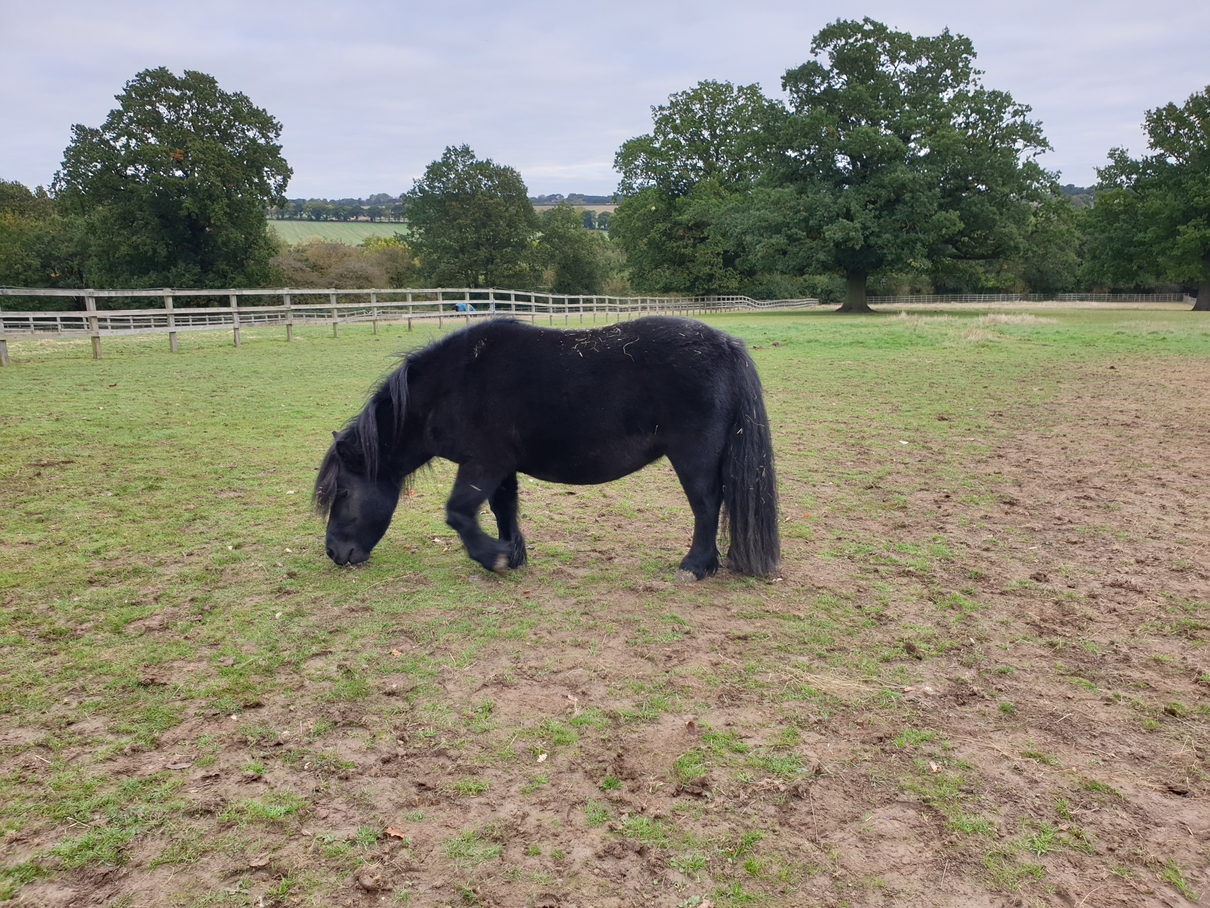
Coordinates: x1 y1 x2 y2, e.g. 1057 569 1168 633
1 306 1208 907
268 221 407 246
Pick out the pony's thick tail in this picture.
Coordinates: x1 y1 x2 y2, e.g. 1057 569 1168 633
722 347 781 576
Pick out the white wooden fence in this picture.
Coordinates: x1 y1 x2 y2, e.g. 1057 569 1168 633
868 291 1194 305
0 287 818 365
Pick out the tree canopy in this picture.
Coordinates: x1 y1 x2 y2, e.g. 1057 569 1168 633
0 180 87 294
404 145 538 288
752 19 1055 310
610 20 1058 309
537 204 607 294
1082 87 1210 309
53 67 291 289
609 80 778 295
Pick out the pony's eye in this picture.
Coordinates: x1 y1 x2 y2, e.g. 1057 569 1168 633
335 489 351 501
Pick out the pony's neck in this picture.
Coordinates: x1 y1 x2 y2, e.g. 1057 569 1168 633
371 391 428 486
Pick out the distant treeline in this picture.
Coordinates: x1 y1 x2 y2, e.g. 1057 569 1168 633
269 191 619 225
4 39 1209 309
267 192 615 224
268 194 404 222
530 193 614 206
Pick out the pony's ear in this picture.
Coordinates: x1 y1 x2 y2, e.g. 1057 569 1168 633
333 436 361 469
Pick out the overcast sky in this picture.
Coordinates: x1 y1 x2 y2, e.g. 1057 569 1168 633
2 0 1207 199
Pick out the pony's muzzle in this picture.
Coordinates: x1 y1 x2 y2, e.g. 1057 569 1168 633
326 543 367 566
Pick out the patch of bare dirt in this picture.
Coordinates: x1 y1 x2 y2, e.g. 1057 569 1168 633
4 358 1208 908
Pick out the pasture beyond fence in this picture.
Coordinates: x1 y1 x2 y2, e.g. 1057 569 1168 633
0 287 1195 366
0 288 816 366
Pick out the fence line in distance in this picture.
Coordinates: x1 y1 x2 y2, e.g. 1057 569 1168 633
0 287 818 365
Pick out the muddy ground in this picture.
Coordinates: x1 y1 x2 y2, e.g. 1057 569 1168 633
3 336 1208 908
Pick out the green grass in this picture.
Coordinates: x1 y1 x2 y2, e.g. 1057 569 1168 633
584 800 609 826
442 829 501 866
1159 858 1199 901
268 220 407 245
450 778 489 796
2 306 1209 904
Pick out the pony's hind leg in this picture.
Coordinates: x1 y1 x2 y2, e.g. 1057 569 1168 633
446 464 514 573
488 473 527 568
669 456 723 580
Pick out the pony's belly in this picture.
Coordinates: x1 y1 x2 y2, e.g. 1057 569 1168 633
520 441 660 486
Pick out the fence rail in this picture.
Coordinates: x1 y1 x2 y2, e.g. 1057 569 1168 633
868 291 1194 305
1 286 1195 367
0 287 818 365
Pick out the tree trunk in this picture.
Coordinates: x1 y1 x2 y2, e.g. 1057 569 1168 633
834 274 875 314
1193 275 1210 311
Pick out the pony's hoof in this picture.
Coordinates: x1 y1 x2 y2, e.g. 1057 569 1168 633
492 553 509 573
507 536 528 568
674 568 700 582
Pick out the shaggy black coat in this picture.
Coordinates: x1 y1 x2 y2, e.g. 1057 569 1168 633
315 316 779 579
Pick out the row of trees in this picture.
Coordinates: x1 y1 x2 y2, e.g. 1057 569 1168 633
3 25 1208 309
0 69 619 300
1082 92 1210 307
267 196 404 222
606 18 1209 310
397 19 1206 308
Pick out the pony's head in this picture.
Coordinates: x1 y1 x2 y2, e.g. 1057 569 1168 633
314 363 410 565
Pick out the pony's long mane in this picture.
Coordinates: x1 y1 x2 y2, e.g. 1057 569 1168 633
313 359 411 516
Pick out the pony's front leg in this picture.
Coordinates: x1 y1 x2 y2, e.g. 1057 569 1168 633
488 473 527 568
446 465 513 573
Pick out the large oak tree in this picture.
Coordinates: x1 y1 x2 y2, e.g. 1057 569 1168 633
757 18 1055 312
612 21 1057 308
54 68 291 289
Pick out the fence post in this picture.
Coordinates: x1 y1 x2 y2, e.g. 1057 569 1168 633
330 291 339 338
438 299 443 328
465 289 471 323
371 292 378 335
86 293 101 359
165 293 178 352
0 314 7 366
230 294 241 347
407 291 413 331
284 292 294 341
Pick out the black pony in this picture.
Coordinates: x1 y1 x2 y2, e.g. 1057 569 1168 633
314 316 779 579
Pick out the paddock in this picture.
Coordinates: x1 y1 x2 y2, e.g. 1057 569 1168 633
0 306 1206 906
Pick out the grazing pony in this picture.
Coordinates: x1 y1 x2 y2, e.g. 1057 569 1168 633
314 316 779 579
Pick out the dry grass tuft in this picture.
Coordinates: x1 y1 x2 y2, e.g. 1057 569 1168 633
975 313 1057 326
